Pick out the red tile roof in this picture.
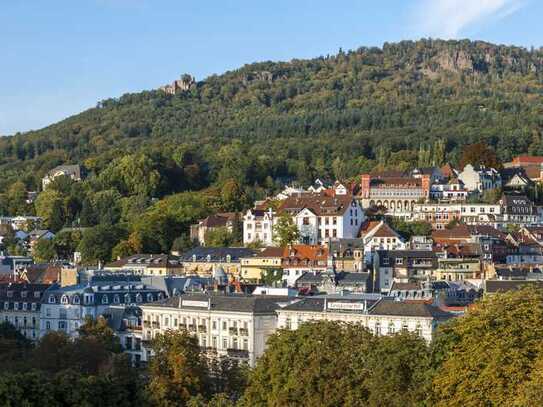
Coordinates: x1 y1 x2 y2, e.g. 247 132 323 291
512 156 543 165
432 225 471 242
282 245 328 262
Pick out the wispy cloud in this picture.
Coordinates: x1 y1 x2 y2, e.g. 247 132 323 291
411 0 526 38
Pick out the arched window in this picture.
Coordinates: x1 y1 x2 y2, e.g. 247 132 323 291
388 322 395 334
113 295 120 304
147 293 154 302
61 295 69 305
124 294 131 303
157 292 164 301
136 293 142 303
72 295 80 305
102 295 109 304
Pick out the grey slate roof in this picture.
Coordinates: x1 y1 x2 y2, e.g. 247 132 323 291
368 299 454 319
147 293 282 314
141 276 212 297
485 279 543 293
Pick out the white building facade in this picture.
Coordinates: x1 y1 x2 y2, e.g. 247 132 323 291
277 297 453 343
39 275 164 338
139 294 283 366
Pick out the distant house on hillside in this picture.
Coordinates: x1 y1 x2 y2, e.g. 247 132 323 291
190 212 239 246
42 164 82 190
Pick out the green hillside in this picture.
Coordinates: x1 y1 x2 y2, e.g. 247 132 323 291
1 38 543 262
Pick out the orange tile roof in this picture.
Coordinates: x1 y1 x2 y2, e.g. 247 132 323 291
512 156 543 165
282 245 328 261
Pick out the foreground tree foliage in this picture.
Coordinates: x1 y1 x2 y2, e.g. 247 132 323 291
147 329 209 406
0 319 146 406
4 290 543 405
240 321 429 407
430 287 543 406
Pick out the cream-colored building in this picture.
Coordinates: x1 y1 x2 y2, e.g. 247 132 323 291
178 247 258 279
277 296 454 343
434 257 481 282
105 254 184 276
239 247 283 283
140 294 284 366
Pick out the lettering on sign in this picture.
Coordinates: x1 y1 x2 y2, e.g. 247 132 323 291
327 302 365 311
181 300 208 308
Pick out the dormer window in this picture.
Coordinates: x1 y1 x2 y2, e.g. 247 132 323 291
102 295 109 304
124 294 131 303
61 295 69 305
192 254 197 262
21 291 27 298
48 295 56 304
157 293 163 301
6 291 13 298
135 294 142 303
34 292 40 298
73 296 80 305
147 293 153 302
113 295 120 304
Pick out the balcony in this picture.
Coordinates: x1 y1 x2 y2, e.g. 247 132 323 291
143 321 151 328
188 324 197 332
198 324 207 333
151 321 160 329
239 328 249 336
227 348 249 359
228 327 238 335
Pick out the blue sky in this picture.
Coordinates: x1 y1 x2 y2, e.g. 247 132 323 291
1 0 541 135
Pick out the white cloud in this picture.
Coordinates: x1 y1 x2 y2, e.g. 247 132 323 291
411 0 526 38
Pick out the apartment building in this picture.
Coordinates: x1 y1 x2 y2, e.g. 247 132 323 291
277 296 453 343
0 283 49 340
140 293 284 366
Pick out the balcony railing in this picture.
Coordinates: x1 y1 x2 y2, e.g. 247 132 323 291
188 324 197 332
198 324 207 333
226 349 249 359
239 328 249 336
143 321 151 328
151 321 160 328
228 327 238 335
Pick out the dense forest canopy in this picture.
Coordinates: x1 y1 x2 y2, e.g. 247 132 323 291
1 38 543 262
2 38 543 190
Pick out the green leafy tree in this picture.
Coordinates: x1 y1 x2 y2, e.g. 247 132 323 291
78 224 125 264
35 189 65 232
33 238 57 262
430 287 543 406
78 316 122 353
240 321 376 407
205 227 234 247
147 329 209 407
6 181 30 216
272 214 299 247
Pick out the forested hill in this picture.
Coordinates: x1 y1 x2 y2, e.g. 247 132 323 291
2 38 543 192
